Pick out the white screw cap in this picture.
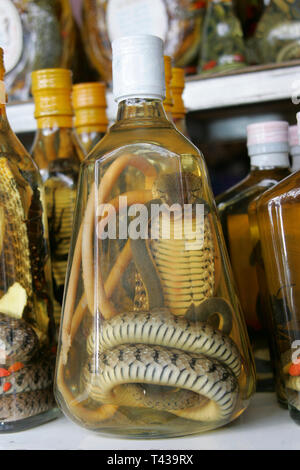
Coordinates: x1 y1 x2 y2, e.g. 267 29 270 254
112 35 166 103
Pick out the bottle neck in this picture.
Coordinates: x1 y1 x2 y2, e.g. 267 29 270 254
250 153 290 171
114 98 171 127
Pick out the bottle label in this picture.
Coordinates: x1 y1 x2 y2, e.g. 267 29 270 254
106 0 168 43
0 0 23 73
0 81 5 104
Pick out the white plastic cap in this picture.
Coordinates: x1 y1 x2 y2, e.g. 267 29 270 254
289 125 299 148
112 35 166 103
247 121 289 156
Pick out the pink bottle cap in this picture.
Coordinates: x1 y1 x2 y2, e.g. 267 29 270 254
289 125 299 148
247 121 289 147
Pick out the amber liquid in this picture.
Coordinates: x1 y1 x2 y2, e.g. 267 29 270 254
31 127 82 327
54 99 255 438
218 166 291 391
257 172 300 423
0 108 59 431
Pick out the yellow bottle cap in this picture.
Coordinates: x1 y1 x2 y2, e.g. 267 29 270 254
31 68 73 128
171 67 186 118
163 56 173 113
72 82 108 133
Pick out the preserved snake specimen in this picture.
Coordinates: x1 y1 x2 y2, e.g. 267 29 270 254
0 156 56 429
56 151 254 436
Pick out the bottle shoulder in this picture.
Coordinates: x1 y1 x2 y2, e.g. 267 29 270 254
258 171 300 211
85 124 201 164
217 170 291 214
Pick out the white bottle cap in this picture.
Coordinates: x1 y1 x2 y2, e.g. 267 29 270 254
112 35 166 103
247 121 290 167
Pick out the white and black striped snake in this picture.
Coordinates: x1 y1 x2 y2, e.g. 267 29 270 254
81 172 243 423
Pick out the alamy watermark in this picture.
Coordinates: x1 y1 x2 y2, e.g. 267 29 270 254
96 197 205 250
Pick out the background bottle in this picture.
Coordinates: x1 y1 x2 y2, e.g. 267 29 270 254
31 69 83 329
163 56 174 120
73 82 108 155
218 121 291 391
54 34 255 438
0 48 58 432
171 67 190 138
256 144 300 423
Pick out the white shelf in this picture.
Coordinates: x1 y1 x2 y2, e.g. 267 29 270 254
0 393 299 450
6 63 300 134
183 63 300 112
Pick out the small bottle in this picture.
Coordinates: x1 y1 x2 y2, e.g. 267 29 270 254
31 69 83 329
171 67 189 138
0 48 58 432
54 34 255 438
163 56 174 120
256 118 300 422
72 82 108 155
199 0 247 74
289 125 300 173
217 121 291 392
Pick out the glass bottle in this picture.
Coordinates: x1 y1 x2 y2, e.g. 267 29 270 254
198 0 247 74
217 121 291 392
73 82 109 155
254 0 300 65
31 69 83 330
171 67 190 138
54 34 255 438
0 48 59 432
289 125 300 173
163 56 174 121
256 160 300 424
81 0 207 83
0 0 75 102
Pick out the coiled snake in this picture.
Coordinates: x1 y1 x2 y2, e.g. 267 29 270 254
57 154 244 427
0 157 55 424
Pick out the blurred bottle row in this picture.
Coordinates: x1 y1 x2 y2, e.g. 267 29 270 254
2 0 300 102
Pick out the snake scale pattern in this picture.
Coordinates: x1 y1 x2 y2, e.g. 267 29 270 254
81 172 243 424
0 158 54 425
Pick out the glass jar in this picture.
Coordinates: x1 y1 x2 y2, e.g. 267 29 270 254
256 166 300 423
198 0 247 74
31 69 82 329
81 0 207 83
54 34 255 438
0 48 58 432
217 122 291 392
0 0 75 102
254 0 300 64
73 82 109 155
289 125 300 173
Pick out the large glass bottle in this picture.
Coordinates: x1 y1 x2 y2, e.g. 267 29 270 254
217 121 291 391
171 67 190 138
0 0 75 102
54 34 255 438
256 161 300 424
289 125 300 173
81 0 207 83
198 0 247 74
31 69 82 329
0 48 59 432
73 82 109 155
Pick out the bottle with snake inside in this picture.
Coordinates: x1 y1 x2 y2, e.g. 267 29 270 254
0 48 59 432
31 69 83 329
54 34 256 438
217 122 291 392
255 141 300 424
